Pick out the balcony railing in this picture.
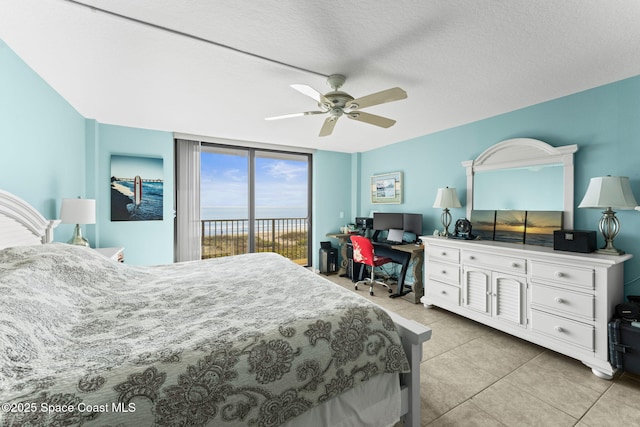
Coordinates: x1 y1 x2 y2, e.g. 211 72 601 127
201 218 309 265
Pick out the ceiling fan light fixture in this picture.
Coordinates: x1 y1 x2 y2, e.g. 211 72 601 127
266 74 407 137
330 108 343 118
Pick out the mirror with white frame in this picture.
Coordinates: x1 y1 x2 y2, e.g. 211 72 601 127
462 138 578 229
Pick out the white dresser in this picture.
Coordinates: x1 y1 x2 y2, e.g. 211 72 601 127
420 235 632 378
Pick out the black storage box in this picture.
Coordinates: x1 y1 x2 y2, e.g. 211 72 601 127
553 230 596 253
319 246 338 275
346 243 366 282
609 319 640 375
355 217 373 230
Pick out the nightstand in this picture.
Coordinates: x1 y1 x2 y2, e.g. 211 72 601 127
94 247 125 262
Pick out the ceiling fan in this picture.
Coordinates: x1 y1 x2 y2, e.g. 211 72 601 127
265 74 407 137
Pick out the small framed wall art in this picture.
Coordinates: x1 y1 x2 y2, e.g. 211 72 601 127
371 172 402 204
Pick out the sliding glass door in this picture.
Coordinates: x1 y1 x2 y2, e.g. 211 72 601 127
200 146 250 257
200 144 311 265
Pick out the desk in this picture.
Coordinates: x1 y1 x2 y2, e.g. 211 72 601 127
326 233 424 303
390 244 424 304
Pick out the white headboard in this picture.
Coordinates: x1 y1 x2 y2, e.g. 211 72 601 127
0 190 60 249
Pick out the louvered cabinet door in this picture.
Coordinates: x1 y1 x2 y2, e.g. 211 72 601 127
493 273 527 327
463 268 490 315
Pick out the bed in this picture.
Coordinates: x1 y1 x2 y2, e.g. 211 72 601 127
0 189 431 427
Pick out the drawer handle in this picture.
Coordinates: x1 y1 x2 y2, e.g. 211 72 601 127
554 326 565 333
469 255 475 260
555 271 565 278
441 270 447 274
555 297 565 304
441 252 447 256
441 290 447 295
511 262 519 268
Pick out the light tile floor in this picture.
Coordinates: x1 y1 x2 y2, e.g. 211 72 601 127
325 274 640 426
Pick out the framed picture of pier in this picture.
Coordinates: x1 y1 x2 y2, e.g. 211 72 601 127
110 155 164 221
371 171 403 204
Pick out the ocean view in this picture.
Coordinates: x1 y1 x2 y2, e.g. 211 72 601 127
198 150 310 263
200 206 309 262
200 206 308 238
201 206 307 220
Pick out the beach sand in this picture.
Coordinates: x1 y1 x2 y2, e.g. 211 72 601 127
111 183 133 221
112 182 133 197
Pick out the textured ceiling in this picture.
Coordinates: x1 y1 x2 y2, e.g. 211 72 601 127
2 0 640 153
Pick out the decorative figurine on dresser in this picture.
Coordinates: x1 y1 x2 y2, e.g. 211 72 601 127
420 138 634 379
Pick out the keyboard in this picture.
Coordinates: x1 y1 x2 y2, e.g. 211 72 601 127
376 240 406 246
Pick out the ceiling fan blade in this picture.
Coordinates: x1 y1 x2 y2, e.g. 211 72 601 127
291 84 331 105
346 87 407 110
319 117 338 137
265 111 325 121
347 111 396 128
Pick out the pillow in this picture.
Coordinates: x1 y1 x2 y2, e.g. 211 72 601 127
0 243 130 296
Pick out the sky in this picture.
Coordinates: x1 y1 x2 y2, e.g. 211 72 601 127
111 155 163 180
200 150 308 215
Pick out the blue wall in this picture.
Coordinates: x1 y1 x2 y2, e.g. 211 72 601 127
312 150 353 268
1 40 174 265
0 39 85 228
358 75 640 296
91 124 174 265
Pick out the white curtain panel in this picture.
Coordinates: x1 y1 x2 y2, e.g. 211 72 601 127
175 139 202 262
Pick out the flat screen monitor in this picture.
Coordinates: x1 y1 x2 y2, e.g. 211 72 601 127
373 212 403 231
402 213 423 235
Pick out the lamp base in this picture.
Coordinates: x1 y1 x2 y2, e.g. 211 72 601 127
596 247 625 255
68 224 90 247
440 208 452 238
597 208 623 256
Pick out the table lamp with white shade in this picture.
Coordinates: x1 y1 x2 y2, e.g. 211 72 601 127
433 187 462 237
578 176 637 255
60 197 96 247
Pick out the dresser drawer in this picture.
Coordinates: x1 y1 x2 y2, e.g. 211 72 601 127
428 261 460 285
530 261 594 290
463 250 526 275
531 283 594 320
531 310 594 350
427 244 460 263
426 280 460 306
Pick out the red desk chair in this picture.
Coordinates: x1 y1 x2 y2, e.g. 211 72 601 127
350 235 393 296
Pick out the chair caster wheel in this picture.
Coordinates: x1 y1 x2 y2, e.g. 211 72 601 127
388 288 393 293
369 291 374 296
355 285 358 290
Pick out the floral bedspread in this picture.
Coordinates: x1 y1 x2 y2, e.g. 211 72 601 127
0 244 409 426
